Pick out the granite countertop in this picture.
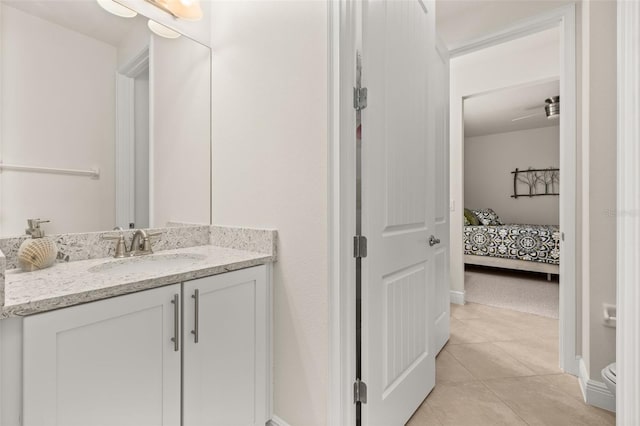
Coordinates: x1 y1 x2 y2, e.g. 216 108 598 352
2 244 273 318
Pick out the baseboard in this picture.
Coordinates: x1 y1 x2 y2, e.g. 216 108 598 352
578 357 616 412
269 415 293 426
450 290 465 305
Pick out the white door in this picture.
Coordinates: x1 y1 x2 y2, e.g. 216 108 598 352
432 37 450 354
361 0 437 424
182 266 267 426
23 284 182 426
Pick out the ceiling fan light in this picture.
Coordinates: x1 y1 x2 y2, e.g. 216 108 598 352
96 0 137 18
545 96 560 119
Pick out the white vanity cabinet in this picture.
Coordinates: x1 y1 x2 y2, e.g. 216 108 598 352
23 284 183 426
182 267 267 426
18 265 269 426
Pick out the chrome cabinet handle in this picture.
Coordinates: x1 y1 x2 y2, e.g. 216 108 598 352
191 289 199 344
171 294 179 352
428 235 441 246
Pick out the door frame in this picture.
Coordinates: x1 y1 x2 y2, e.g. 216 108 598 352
115 47 150 230
616 1 640 422
447 4 579 376
328 0 443 423
327 0 359 424
328 3 580 424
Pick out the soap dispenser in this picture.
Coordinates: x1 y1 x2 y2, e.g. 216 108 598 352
17 219 58 272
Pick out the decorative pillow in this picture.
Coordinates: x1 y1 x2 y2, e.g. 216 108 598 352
464 208 480 226
463 215 470 226
472 208 503 226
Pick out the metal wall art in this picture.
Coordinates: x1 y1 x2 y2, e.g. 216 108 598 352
511 167 559 198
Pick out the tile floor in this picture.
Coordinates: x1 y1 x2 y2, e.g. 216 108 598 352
406 302 616 426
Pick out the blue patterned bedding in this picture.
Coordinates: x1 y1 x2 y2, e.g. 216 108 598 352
464 224 560 265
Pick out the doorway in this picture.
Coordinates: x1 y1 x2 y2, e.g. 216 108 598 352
133 68 150 229
115 47 150 230
462 76 561 315
447 6 578 376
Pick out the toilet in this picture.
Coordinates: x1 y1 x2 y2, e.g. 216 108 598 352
601 363 616 396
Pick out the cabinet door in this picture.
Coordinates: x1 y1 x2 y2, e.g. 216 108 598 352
183 266 267 426
23 284 182 426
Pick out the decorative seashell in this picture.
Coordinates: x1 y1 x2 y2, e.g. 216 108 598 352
17 238 58 272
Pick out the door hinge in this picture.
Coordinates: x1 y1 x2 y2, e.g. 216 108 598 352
353 235 368 258
354 379 368 404
353 87 368 111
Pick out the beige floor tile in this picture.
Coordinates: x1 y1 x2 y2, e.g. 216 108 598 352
405 400 442 426
451 303 547 343
483 376 616 426
407 302 611 426
457 316 529 342
493 337 561 374
448 318 494 344
450 302 507 320
426 381 526 426
436 349 475 384
507 314 559 340
542 373 585 401
446 343 536 379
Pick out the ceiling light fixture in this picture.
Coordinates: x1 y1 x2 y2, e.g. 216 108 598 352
145 0 203 21
545 96 560 119
147 19 181 39
96 0 138 18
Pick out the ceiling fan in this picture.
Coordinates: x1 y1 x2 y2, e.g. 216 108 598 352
511 96 560 122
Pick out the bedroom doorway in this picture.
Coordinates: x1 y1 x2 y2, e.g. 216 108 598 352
447 5 578 376
462 76 561 318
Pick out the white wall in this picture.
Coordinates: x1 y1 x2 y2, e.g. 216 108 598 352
117 18 150 68
0 5 116 236
209 2 328 424
464 126 559 225
437 0 573 49
151 35 211 227
580 0 617 382
449 28 560 294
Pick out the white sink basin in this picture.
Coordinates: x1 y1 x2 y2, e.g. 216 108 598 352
88 253 207 274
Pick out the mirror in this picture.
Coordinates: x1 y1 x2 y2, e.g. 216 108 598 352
0 0 211 237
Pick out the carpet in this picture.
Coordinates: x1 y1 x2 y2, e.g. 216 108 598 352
464 266 559 319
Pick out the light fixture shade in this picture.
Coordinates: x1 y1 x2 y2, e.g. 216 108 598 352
169 0 203 21
145 0 203 21
147 19 181 39
96 0 138 18
545 96 560 119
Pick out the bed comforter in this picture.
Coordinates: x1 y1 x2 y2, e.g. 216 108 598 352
464 224 560 265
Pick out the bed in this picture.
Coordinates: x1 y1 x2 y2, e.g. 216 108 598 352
463 223 560 276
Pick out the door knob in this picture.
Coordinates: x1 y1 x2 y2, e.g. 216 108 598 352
429 235 441 246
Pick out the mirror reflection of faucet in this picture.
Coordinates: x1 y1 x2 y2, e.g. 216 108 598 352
101 229 164 258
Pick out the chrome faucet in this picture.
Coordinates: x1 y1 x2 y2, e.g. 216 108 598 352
130 229 163 256
130 229 150 255
102 229 163 258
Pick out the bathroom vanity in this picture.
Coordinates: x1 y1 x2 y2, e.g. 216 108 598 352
0 1 272 423
0 225 276 426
